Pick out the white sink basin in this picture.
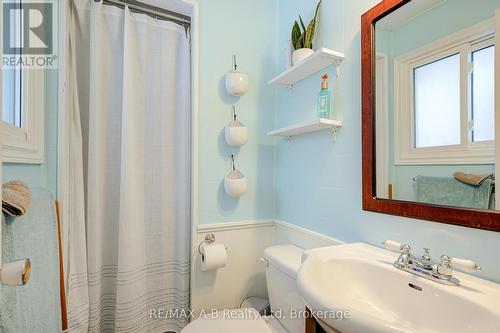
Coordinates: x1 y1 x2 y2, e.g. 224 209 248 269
297 243 500 333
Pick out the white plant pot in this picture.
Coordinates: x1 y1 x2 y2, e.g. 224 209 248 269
225 71 249 96
292 48 314 65
225 121 249 147
224 169 247 197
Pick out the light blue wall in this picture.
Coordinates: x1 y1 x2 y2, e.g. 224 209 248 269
3 70 58 195
392 0 500 57
274 0 500 283
198 0 277 224
376 0 498 201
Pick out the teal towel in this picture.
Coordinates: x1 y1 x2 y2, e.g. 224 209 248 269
0 187 62 333
415 176 493 209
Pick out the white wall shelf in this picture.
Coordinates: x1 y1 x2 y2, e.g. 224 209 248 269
268 48 345 86
267 118 342 141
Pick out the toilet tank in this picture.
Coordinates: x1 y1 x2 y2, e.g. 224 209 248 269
263 245 304 333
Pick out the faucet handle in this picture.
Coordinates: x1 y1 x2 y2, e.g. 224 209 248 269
438 255 481 277
422 248 431 261
383 240 410 252
450 257 481 273
437 256 453 277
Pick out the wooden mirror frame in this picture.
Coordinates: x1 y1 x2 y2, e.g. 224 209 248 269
361 0 500 232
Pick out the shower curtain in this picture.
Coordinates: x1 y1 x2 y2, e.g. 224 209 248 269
66 1 191 332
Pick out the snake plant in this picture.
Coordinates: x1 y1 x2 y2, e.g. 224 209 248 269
291 1 321 50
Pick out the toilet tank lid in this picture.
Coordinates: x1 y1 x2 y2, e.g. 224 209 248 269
264 245 303 279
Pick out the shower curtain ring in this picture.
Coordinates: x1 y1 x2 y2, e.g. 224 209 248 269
231 154 236 171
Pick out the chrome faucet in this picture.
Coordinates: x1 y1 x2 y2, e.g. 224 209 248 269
384 240 481 286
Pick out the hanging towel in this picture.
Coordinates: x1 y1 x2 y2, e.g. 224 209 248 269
2 180 32 216
453 172 494 186
415 176 493 209
0 187 62 333
0 214 18 331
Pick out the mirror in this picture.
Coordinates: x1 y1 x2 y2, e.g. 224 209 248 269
374 0 498 211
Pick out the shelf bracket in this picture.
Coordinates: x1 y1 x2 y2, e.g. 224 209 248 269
287 84 293 97
287 136 292 144
335 63 341 78
332 128 337 142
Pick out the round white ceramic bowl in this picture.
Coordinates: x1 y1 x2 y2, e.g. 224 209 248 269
225 121 249 147
224 169 247 197
225 71 249 96
292 48 314 65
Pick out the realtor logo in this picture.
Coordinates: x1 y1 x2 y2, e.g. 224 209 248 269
3 0 57 69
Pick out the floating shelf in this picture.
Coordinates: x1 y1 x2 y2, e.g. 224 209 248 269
269 48 345 86
267 118 342 140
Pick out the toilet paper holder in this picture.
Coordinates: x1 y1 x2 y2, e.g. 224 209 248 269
198 233 216 255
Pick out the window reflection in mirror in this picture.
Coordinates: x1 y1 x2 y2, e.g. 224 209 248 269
414 53 461 148
472 45 495 142
374 0 498 211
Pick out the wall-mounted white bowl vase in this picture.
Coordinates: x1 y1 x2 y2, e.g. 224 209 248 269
225 70 249 96
224 169 247 197
225 120 248 147
225 107 248 147
224 155 247 197
225 55 249 96
292 48 314 65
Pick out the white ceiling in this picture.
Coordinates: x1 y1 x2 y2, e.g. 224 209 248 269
377 0 447 30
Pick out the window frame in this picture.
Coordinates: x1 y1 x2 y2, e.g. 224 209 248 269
2 0 45 164
394 18 495 165
2 69 45 164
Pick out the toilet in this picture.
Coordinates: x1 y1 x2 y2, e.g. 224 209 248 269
182 244 304 333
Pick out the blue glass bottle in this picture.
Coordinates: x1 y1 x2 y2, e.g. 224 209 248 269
317 74 331 119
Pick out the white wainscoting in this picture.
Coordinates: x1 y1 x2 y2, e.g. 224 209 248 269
191 220 275 316
190 220 344 316
273 220 344 249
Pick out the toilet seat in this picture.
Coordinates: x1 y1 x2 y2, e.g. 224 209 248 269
181 308 272 333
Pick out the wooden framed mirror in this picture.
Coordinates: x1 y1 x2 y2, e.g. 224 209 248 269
362 0 500 231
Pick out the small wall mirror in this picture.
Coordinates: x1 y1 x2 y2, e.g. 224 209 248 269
362 0 500 231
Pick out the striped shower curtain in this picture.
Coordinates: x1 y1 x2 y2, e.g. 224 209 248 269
65 1 191 332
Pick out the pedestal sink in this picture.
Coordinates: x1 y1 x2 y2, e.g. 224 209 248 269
297 243 500 333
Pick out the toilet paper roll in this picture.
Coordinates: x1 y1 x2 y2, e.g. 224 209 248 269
0 258 31 286
200 243 227 272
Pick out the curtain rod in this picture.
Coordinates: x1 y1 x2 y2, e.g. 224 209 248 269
95 0 191 28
